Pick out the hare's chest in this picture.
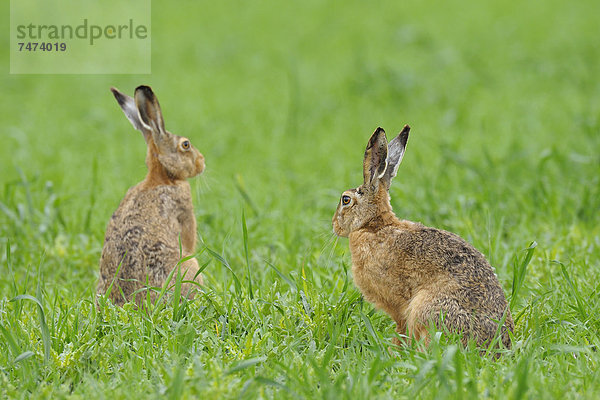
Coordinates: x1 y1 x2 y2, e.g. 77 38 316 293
152 185 191 217
349 238 404 311
351 255 396 295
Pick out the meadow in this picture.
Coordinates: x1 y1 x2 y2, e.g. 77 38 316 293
1 0 600 398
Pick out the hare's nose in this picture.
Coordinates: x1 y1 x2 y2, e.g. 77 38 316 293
196 154 205 172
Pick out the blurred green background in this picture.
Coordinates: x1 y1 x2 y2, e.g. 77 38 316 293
1 0 599 398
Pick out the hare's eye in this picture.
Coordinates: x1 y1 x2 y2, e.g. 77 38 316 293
341 195 351 206
181 140 190 150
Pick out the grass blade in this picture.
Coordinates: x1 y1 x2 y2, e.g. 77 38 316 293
101 254 125 306
14 351 35 364
556 260 588 320
513 357 530 400
510 241 536 309
265 261 297 292
83 157 98 231
6 240 19 299
225 356 267 375
167 364 185 400
10 294 50 364
172 263 183 320
254 376 295 397
205 246 241 296
0 323 21 358
235 174 259 215
359 310 384 352
242 208 254 299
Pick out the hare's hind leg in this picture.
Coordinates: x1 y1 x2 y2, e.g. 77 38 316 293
406 290 475 346
473 314 512 349
425 297 512 349
405 290 435 345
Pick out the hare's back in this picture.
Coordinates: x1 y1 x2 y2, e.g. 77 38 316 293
389 225 501 290
405 226 509 313
412 228 492 277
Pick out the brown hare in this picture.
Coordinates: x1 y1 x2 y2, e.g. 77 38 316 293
97 85 205 306
333 126 513 349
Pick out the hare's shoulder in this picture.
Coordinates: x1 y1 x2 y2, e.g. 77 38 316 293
348 221 421 267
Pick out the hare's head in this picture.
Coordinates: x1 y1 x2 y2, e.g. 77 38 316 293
111 85 205 181
333 126 410 237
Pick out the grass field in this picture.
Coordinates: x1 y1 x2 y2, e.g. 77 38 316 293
2 0 600 398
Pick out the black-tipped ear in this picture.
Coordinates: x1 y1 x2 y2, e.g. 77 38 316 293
134 85 166 136
111 87 149 140
363 127 388 189
383 125 410 189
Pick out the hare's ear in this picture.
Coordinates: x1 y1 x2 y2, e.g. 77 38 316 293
111 87 151 142
133 85 169 144
363 127 388 190
382 125 410 188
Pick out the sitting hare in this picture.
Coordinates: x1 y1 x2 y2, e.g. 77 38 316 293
97 85 205 305
333 126 513 349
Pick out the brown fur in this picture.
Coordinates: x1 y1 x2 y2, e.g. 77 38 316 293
97 85 205 306
333 126 513 349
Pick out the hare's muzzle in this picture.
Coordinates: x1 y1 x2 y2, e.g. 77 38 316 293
195 152 205 175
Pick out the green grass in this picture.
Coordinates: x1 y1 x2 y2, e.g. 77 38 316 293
2 0 600 398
